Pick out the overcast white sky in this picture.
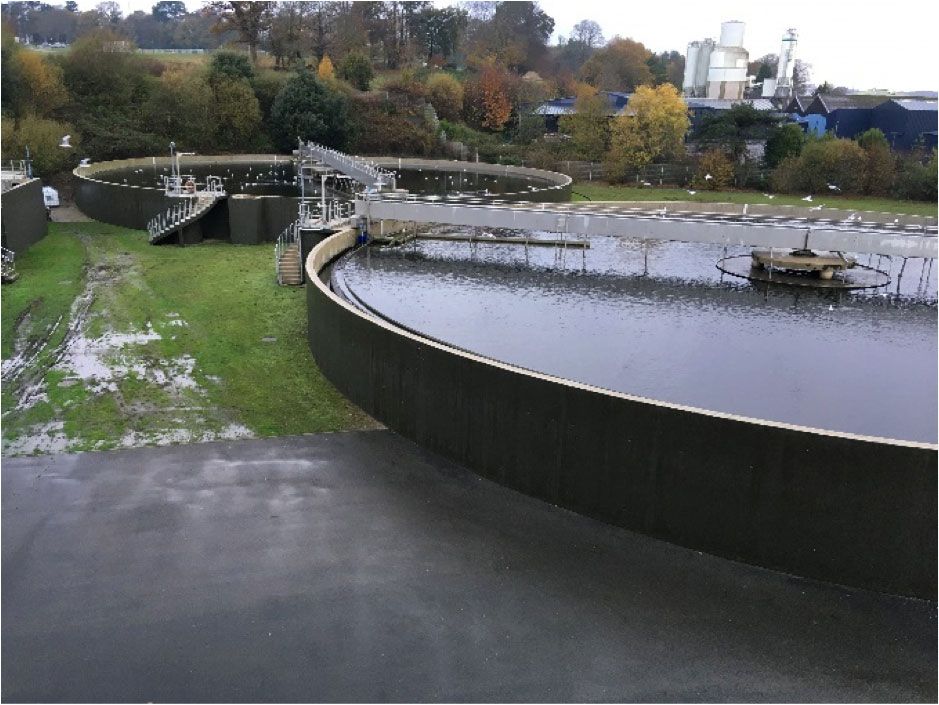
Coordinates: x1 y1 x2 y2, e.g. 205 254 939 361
68 0 938 92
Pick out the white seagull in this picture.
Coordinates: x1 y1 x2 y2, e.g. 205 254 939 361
762 193 776 199
641 180 653 187
810 204 824 211
827 183 841 191
802 194 813 202
79 157 91 166
58 134 71 148
686 189 697 195
704 173 713 181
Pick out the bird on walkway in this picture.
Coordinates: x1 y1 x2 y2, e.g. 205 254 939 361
827 183 841 191
810 204 824 211
58 134 71 148
802 194 813 202
843 212 859 223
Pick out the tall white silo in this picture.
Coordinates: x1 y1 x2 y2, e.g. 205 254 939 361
695 39 714 95
707 21 748 100
683 41 700 96
774 28 798 98
719 20 746 47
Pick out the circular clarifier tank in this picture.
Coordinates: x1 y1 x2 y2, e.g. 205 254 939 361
334 228 938 444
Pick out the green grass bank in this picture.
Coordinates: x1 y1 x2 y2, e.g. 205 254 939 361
1 222 374 456
571 182 939 217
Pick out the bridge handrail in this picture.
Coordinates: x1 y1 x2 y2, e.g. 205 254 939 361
301 142 396 189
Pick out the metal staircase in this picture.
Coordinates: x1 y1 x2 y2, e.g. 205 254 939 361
275 222 303 285
274 199 356 286
146 193 222 244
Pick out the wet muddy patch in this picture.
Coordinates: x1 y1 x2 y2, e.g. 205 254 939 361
2 236 254 456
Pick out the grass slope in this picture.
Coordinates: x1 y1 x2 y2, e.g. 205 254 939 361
2 222 373 455
571 182 939 217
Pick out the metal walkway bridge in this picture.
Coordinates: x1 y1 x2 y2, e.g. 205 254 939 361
356 196 938 260
299 144 937 259
298 142 396 191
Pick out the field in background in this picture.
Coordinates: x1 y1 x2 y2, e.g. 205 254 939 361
571 182 939 217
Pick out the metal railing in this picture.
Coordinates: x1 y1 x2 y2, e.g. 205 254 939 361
163 174 226 198
147 197 199 240
298 198 355 228
274 220 302 285
299 141 397 190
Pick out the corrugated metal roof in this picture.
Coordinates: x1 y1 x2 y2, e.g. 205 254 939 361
531 91 634 116
533 104 576 115
816 94 891 111
889 99 938 112
685 98 777 110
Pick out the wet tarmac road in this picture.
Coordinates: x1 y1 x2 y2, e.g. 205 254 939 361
2 432 935 702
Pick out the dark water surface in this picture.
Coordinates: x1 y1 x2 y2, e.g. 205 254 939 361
94 163 555 200
337 228 938 443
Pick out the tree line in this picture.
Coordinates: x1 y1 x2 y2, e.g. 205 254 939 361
1 1 934 202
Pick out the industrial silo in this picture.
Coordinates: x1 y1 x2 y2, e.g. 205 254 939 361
774 29 798 98
707 21 748 99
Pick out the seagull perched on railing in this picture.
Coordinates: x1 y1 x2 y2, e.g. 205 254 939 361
802 194 813 202
58 134 71 148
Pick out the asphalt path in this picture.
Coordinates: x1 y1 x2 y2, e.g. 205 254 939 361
2 431 935 702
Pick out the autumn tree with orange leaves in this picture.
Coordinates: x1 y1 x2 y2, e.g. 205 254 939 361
466 64 513 131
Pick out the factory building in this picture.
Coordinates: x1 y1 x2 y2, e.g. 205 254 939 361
683 23 798 103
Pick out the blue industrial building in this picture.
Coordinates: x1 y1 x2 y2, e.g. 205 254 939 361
803 95 937 148
870 99 938 150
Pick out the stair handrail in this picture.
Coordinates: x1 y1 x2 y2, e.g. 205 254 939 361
274 219 302 285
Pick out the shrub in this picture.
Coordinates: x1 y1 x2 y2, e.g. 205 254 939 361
348 101 438 156
694 149 734 189
209 51 254 83
270 71 350 151
338 51 373 91
764 123 805 168
425 73 463 121
893 151 938 201
1 116 78 176
770 136 866 194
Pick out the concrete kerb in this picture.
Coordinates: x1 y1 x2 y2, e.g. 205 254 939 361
304 229 937 599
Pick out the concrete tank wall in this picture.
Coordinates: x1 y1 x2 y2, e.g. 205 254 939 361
305 229 938 600
73 156 572 240
1 179 49 253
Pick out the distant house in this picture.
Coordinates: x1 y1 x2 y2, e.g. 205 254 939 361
870 99 938 150
531 91 631 132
